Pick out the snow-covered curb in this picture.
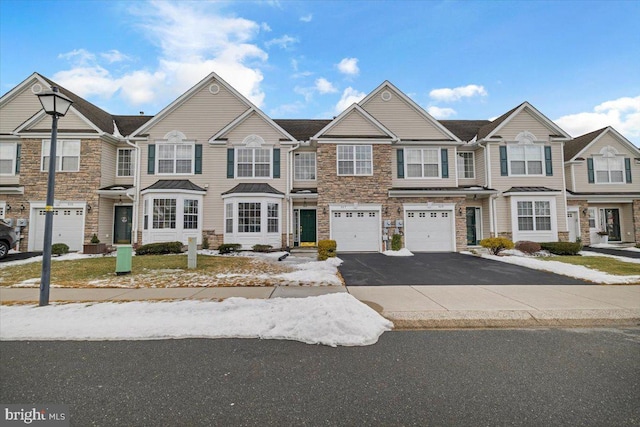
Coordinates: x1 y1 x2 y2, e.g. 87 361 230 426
0 293 393 346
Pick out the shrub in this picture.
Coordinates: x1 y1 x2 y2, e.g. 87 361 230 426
540 241 583 256
202 234 209 250
136 241 184 256
218 243 242 255
515 240 541 254
391 234 402 251
51 243 69 256
252 244 273 252
90 233 100 244
318 239 337 261
480 237 514 255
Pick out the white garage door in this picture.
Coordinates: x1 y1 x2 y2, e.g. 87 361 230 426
32 208 84 251
331 210 379 252
405 210 454 252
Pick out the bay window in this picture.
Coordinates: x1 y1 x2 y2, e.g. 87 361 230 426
517 201 551 231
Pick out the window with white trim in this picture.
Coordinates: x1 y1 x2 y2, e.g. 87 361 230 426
508 145 543 175
517 201 551 231
237 148 271 178
588 208 596 228
0 142 17 175
457 152 475 179
294 152 316 180
183 199 198 229
42 139 80 172
143 199 148 230
267 203 279 233
238 202 261 232
337 145 372 175
406 148 439 178
153 199 176 229
225 203 233 233
157 143 193 174
594 147 624 183
117 148 135 177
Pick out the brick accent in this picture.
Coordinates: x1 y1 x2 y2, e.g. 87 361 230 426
557 231 570 242
498 231 513 241
633 200 640 245
567 200 591 245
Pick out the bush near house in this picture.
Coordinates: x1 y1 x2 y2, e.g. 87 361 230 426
252 244 273 252
480 237 514 255
136 241 184 255
391 234 402 251
202 235 209 250
540 241 583 256
318 240 337 261
515 240 541 254
90 234 100 244
218 243 242 255
51 243 69 256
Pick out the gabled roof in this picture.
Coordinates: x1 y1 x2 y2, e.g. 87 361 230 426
208 108 297 143
113 115 154 137
477 104 522 140
142 180 206 192
222 183 283 195
439 120 491 142
563 126 640 161
274 119 332 141
312 103 397 141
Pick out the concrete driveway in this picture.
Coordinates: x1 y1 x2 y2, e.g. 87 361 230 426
338 253 592 286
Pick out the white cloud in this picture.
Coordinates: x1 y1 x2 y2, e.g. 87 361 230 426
337 57 359 76
261 22 272 32
58 49 96 65
265 35 298 49
429 84 487 102
555 96 640 142
269 101 305 117
427 106 457 119
315 78 337 94
335 87 366 113
300 14 313 22
100 50 131 63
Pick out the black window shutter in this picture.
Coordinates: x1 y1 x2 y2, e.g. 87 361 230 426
544 146 553 176
499 146 508 176
587 158 594 183
148 144 155 175
273 148 280 178
397 149 404 178
625 158 632 183
441 148 449 178
15 144 21 174
194 144 202 174
227 148 234 178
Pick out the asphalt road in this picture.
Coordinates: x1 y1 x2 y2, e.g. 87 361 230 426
2 328 639 426
338 253 592 285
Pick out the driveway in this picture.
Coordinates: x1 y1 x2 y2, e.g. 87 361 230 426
338 253 592 286
584 246 640 259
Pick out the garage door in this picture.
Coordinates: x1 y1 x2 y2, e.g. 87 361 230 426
405 210 454 252
331 210 379 252
32 208 84 251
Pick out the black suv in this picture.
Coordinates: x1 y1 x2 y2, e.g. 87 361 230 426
0 220 17 259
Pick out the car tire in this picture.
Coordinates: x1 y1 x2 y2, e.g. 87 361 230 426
0 241 8 259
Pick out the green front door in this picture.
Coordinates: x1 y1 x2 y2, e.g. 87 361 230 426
300 209 317 246
466 207 479 245
604 208 621 241
114 206 133 244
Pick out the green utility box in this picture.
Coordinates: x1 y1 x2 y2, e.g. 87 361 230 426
115 245 133 275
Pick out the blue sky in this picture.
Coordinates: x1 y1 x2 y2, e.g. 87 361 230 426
1 0 639 145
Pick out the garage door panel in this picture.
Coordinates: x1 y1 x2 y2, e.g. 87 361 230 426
33 208 84 251
405 210 454 252
331 210 379 252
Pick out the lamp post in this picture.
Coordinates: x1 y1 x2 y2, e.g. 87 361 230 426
37 87 73 306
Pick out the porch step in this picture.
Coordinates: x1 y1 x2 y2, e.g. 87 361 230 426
290 247 318 258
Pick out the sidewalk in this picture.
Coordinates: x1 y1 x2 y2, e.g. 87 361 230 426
1 285 639 329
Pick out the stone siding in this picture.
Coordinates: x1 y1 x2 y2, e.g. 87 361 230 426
567 200 591 245
634 200 640 244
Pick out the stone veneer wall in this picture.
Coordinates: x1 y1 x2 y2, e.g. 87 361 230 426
567 200 591 245
634 200 640 244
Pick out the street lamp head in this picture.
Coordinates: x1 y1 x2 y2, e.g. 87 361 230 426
37 86 73 117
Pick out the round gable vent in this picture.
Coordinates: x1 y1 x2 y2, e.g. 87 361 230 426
31 83 43 94
209 84 220 95
381 90 392 101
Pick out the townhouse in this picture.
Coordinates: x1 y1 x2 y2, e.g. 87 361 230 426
1 72 638 254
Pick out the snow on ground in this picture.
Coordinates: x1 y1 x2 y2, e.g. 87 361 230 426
588 243 640 252
580 251 640 264
479 253 640 284
0 293 393 347
215 257 343 286
0 252 98 269
382 248 414 257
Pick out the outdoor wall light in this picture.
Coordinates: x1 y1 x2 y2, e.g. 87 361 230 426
87 204 92 212
6 204 10 212
397 207 401 214
323 207 327 214
20 204 25 212
583 208 588 215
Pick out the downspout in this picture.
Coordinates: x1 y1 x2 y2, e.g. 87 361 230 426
286 142 301 250
559 142 569 237
124 138 140 245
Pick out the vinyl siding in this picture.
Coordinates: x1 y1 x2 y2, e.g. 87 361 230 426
474 148 487 187
564 164 574 191
98 198 114 245
225 112 287 144
495 194 568 235
100 142 117 188
492 108 559 140
30 109 96 131
391 146 457 188
0 78 43 133
292 148 317 189
324 110 387 137
457 148 481 187
490 142 565 192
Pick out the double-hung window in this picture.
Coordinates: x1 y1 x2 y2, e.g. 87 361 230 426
517 201 551 231
294 152 316 180
42 139 80 172
509 145 543 175
0 142 17 175
153 199 176 229
337 145 372 175
267 203 279 233
237 148 271 178
594 152 624 183
406 148 439 178
238 202 261 232
183 199 198 229
457 152 475 179
158 143 193 174
117 148 135 177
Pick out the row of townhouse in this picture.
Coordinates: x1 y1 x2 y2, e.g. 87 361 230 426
1 72 639 254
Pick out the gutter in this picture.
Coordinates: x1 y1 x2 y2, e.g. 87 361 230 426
286 142 301 250
124 138 140 245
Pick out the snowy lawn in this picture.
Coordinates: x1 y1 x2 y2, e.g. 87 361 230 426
0 293 392 347
0 252 343 288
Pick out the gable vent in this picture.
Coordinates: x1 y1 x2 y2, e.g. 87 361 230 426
381 90 392 101
209 84 220 95
31 83 43 94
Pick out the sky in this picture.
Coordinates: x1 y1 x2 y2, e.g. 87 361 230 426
1 0 639 145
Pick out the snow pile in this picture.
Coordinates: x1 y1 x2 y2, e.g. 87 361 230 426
589 244 640 252
0 252 96 269
580 251 640 264
382 248 414 257
217 257 343 286
0 293 393 347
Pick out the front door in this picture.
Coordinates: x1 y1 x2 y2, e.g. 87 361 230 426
114 206 133 244
466 207 480 245
299 209 317 247
567 211 580 242
604 208 621 241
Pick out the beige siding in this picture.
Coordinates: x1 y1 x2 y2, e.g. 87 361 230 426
98 198 114 245
495 194 568 236
493 108 558 140
0 79 43 133
292 148 317 189
457 148 481 187
30 109 96 131
564 164 574 191
100 142 117 188
361 88 452 140
572 133 640 193
474 148 487 187
225 112 287 144
324 110 387 137
391 146 459 188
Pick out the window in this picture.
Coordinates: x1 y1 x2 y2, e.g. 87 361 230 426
0 142 17 175
337 145 372 175
508 145 543 175
183 199 198 229
143 199 148 230
594 147 624 183
117 148 135 177
153 199 176 229
157 144 193 174
267 203 279 233
238 202 261 232
406 148 439 178
457 152 475 179
588 208 596 228
517 201 551 231
294 152 316 180
225 203 233 233
237 148 271 178
42 139 80 172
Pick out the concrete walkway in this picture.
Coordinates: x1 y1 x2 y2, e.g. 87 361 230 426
2 285 639 330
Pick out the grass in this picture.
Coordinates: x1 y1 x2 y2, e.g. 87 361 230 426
541 256 640 276
0 254 294 288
